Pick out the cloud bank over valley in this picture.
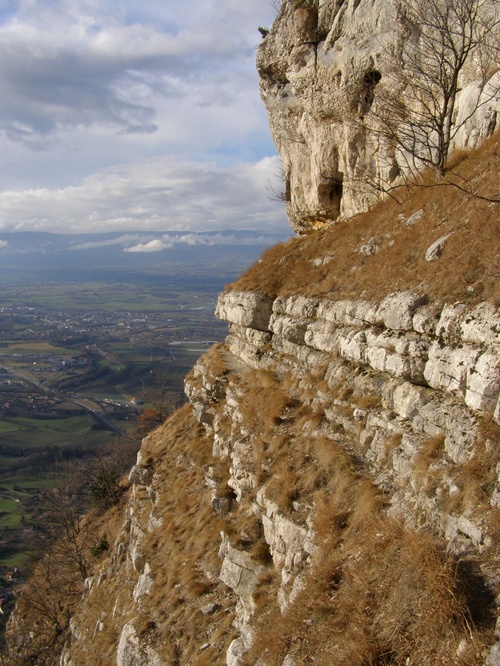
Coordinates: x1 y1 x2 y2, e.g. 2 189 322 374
0 0 287 236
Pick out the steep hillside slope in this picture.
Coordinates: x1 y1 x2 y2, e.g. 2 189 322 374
5 136 497 666
231 133 500 306
4 0 500 663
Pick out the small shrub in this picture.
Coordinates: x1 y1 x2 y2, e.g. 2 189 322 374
90 535 109 557
89 469 124 509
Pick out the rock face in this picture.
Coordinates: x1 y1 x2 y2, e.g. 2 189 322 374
60 288 499 665
217 288 499 468
258 0 500 232
190 288 498 663
218 291 500 425
6 2 499 665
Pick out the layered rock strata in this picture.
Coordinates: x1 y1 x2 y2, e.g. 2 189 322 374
182 289 500 663
53 284 499 665
215 291 499 512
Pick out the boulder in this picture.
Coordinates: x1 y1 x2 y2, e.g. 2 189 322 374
216 292 274 331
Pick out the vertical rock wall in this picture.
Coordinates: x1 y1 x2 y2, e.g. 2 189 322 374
258 0 500 232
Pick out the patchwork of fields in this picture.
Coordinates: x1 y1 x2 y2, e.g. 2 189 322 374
0 268 231 567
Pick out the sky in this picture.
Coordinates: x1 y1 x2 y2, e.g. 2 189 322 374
0 0 290 245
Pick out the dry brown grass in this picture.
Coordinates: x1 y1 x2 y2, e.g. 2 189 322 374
135 407 238 662
447 418 500 515
32 404 238 666
193 342 229 377
262 386 498 664
246 513 495 666
229 133 500 306
234 374 497 666
294 407 326 432
135 343 498 666
184 342 230 398
383 432 403 460
413 435 446 484
352 394 382 409
236 370 295 440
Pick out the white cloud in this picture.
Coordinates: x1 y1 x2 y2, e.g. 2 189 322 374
0 239 8 248
69 234 149 250
0 1 288 237
68 230 289 253
124 239 173 253
0 156 288 234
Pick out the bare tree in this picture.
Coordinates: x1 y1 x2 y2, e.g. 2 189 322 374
2 438 139 664
5 555 74 665
267 159 290 204
367 0 500 182
4 484 92 665
73 437 139 510
136 367 179 435
41 486 91 581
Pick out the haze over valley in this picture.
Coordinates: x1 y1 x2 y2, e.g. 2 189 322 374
0 235 281 624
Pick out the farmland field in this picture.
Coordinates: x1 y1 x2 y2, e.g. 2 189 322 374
0 264 235 567
0 230 287 641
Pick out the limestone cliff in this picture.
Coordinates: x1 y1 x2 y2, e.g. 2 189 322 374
16 134 494 666
5 1 500 665
257 0 500 232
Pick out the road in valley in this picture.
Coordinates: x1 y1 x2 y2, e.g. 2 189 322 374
0 364 123 435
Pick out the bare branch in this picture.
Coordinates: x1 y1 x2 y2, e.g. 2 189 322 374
355 0 500 202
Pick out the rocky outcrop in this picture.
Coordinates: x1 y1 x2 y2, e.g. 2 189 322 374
258 0 500 232
48 253 499 666
44 157 498 665
180 288 499 664
116 623 163 666
7 2 498 664
218 291 500 427
20 280 499 666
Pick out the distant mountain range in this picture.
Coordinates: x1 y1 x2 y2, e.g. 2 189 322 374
0 230 291 281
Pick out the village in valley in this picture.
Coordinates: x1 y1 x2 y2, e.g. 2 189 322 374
0 272 231 635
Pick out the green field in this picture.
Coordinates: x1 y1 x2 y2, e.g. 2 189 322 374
0 273 228 567
0 411 123 566
2 282 199 312
1 342 75 355
0 499 23 530
1 476 55 491
0 422 23 434
0 476 55 566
